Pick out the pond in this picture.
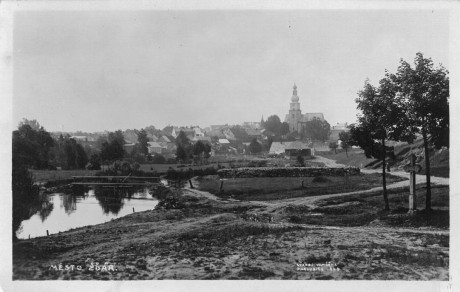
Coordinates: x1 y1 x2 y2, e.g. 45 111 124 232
16 186 159 239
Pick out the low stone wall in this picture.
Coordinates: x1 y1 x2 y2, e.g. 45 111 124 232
217 167 360 178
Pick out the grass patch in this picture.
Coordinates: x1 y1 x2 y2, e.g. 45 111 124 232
30 169 98 182
316 150 375 167
284 185 449 228
196 173 406 201
177 221 302 245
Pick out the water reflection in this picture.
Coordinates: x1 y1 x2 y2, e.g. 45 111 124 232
38 198 54 222
17 186 158 239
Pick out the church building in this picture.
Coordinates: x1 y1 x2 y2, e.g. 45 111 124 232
284 84 324 133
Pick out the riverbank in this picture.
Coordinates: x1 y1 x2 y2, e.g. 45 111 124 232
13 182 449 280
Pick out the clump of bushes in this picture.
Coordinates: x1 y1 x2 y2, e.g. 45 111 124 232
217 167 360 178
155 193 186 210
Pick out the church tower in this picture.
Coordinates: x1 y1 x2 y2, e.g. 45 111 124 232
287 84 302 132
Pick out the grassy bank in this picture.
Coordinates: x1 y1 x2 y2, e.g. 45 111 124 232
316 149 375 167
284 185 449 228
196 173 406 201
30 169 98 182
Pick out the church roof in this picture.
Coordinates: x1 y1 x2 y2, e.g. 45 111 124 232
303 113 324 121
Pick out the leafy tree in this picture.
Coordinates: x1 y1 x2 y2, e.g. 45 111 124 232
338 131 351 158
151 154 166 164
230 125 250 142
100 130 126 162
264 115 282 135
354 75 413 210
176 145 188 163
176 131 191 148
328 141 338 154
175 131 193 162
108 130 126 145
137 129 149 155
280 122 290 136
18 118 42 131
203 143 212 160
193 141 205 164
61 137 88 169
87 153 101 170
13 123 54 169
12 121 50 240
249 138 262 154
302 117 331 142
395 53 449 210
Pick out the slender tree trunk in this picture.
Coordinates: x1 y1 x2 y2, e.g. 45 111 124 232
422 131 432 211
382 139 389 210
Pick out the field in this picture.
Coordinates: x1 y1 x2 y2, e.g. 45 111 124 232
316 149 375 168
195 173 406 201
284 185 449 228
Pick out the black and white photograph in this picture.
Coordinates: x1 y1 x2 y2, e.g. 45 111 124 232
1 1 459 291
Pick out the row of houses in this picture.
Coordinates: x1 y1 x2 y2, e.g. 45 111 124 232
123 121 351 157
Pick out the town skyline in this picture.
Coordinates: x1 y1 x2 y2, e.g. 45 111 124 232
12 10 448 132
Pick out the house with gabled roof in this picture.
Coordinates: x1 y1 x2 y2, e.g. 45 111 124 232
147 142 165 154
269 142 287 155
284 141 314 159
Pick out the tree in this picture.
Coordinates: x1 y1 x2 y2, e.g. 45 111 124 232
100 131 126 162
395 53 449 211
338 131 351 158
354 76 413 211
280 122 290 136
302 118 331 142
87 153 101 170
192 141 206 164
329 141 338 154
264 115 282 135
249 138 262 154
62 137 88 169
18 118 42 131
176 145 188 163
175 131 192 162
136 129 149 155
151 154 166 164
230 125 250 142
13 123 54 169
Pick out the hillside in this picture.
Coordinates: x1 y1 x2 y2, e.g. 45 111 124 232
367 139 449 178
318 139 449 178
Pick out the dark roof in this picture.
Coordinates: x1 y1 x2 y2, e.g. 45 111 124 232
285 141 311 150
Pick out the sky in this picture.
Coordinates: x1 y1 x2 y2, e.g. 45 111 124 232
13 9 449 132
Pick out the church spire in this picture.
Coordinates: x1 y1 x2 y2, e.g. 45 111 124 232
291 83 299 102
